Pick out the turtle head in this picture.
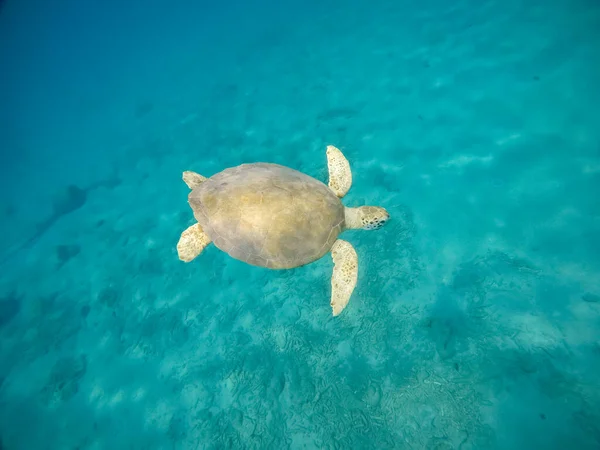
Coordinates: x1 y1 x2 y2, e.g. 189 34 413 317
344 206 390 230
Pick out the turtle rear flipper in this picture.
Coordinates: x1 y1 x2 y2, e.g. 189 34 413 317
177 223 211 262
182 171 206 190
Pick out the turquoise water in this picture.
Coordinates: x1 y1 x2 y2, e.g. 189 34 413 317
1 0 600 448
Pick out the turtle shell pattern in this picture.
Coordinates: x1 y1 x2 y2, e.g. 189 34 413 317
188 163 345 269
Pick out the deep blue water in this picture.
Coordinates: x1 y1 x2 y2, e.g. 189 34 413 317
1 0 600 448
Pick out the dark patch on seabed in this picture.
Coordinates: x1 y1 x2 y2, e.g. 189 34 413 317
0 173 121 266
0 291 21 327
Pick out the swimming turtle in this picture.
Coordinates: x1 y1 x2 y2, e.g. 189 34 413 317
177 145 390 316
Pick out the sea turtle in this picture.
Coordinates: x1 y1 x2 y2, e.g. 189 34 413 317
177 145 390 316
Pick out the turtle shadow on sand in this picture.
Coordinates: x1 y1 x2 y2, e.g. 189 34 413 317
0 173 121 265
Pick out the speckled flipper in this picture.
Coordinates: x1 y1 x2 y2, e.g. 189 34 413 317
182 171 206 189
177 223 211 262
330 239 358 316
326 145 352 198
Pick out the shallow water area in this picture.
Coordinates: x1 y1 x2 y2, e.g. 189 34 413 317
1 0 599 448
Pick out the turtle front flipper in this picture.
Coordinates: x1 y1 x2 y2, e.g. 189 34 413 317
329 239 358 316
177 223 212 262
182 171 207 189
326 145 352 198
